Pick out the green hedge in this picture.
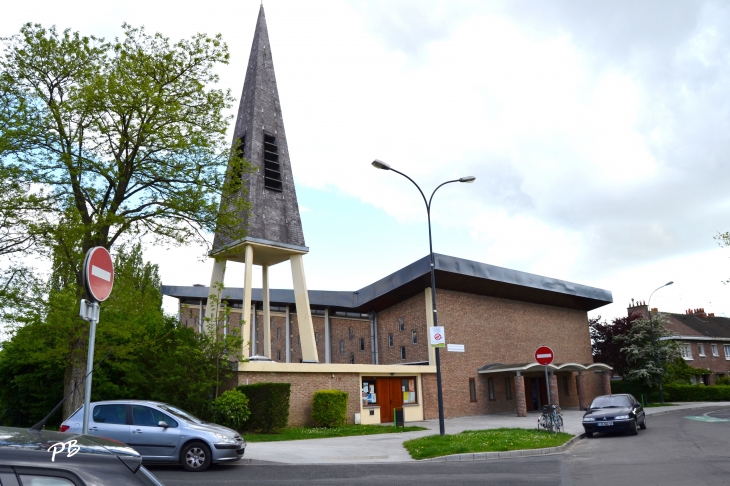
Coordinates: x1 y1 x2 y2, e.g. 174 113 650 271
610 380 730 403
237 382 290 433
663 384 730 402
212 390 250 431
312 390 348 428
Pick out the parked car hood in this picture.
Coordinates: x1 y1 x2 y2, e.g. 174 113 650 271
584 407 632 419
185 422 240 438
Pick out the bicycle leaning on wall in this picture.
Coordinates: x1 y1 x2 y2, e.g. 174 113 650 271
537 404 563 433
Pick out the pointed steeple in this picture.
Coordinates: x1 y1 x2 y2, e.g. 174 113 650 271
212 4 306 256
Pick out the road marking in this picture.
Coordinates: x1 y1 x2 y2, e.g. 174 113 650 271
684 416 729 422
91 265 111 282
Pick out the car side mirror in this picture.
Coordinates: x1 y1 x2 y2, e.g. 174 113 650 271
158 420 169 428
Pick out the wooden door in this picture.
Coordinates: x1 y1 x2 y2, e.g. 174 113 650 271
378 378 404 423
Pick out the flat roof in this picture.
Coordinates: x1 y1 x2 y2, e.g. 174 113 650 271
162 253 612 312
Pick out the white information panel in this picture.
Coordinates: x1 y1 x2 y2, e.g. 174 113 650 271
447 344 465 352
429 326 445 348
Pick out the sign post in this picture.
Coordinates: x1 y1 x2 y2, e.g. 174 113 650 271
79 247 114 434
535 346 554 406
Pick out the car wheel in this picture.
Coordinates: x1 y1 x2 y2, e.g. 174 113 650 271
181 441 211 472
585 431 593 438
629 419 638 436
639 416 647 430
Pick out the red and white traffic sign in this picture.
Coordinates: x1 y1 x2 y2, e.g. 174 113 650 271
535 346 554 366
83 247 114 302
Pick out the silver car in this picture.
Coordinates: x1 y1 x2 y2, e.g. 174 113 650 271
61 400 245 472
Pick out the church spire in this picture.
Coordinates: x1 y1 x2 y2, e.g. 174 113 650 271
212 4 306 254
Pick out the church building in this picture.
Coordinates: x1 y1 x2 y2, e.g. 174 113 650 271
162 5 613 426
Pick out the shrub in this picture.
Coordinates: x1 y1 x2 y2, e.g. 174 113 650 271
663 384 730 402
211 390 250 431
716 376 730 386
311 390 348 428
237 382 291 433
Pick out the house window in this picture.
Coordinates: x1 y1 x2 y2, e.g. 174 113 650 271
400 346 406 360
315 332 319 344
562 375 570 396
388 333 393 347
360 338 365 351
505 377 512 399
725 344 730 359
398 317 405 332
277 327 281 339
263 133 282 191
698 344 705 357
712 344 719 357
681 344 693 360
487 378 495 400
350 353 355 364
411 330 417 345
362 378 378 405
469 378 477 402
339 340 344 354
349 326 354 339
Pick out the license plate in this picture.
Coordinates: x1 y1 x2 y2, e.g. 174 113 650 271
597 421 614 426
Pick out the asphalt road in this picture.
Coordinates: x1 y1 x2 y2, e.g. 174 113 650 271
149 406 730 486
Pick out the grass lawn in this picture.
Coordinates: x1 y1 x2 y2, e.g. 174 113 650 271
403 428 573 460
244 424 428 442
645 403 678 407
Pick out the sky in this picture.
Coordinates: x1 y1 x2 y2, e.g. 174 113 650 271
3 0 730 321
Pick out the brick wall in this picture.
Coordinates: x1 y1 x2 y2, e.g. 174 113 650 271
377 293 429 364
330 317 372 365
236 371 361 426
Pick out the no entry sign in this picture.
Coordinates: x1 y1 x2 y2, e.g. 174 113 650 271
535 346 554 366
83 247 114 302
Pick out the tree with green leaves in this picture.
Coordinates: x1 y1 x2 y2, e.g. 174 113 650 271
613 313 681 388
0 23 253 417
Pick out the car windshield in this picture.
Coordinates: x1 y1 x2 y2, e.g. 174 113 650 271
156 404 205 424
590 396 631 408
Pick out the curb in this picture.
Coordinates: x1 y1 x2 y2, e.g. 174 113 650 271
419 433 586 463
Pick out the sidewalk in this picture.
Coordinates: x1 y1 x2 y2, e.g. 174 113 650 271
241 402 730 465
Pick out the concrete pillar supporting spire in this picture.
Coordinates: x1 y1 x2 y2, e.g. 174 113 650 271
204 259 227 332
262 264 271 358
290 254 318 363
241 244 253 358
514 372 527 417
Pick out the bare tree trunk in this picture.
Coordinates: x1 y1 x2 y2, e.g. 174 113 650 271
62 339 87 420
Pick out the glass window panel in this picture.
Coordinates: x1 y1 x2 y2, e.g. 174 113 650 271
93 404 127 425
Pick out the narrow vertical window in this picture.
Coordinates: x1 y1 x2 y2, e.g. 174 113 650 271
263 133 282 191
360 338 365 351
411 330 417 345
398 318 405 332
400 346 406 360
277 327 281 339
388 333 393 347
339 340 345 354
277 350 281 361
349 326 354 339
505 377 512 399
350 353 355 364
315 332 319 344
469 378 477 402
488 378 495 400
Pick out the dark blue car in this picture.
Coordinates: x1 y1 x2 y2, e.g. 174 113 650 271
582 393 646 437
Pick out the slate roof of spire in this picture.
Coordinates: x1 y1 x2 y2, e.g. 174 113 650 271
212 5 306 254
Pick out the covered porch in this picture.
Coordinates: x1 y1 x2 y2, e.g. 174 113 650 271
478 362 613 417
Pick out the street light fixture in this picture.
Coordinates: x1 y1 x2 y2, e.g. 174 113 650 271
372 159 475 436
648 281 673 404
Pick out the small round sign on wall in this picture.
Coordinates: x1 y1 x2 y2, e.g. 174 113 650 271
83 247 115 302
535 346 554 366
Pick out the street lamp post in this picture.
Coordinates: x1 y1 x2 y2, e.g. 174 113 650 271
648 281 673 404
372 159 475 436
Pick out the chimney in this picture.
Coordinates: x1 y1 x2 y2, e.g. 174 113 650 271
627 299 649 318
686 307 708 319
